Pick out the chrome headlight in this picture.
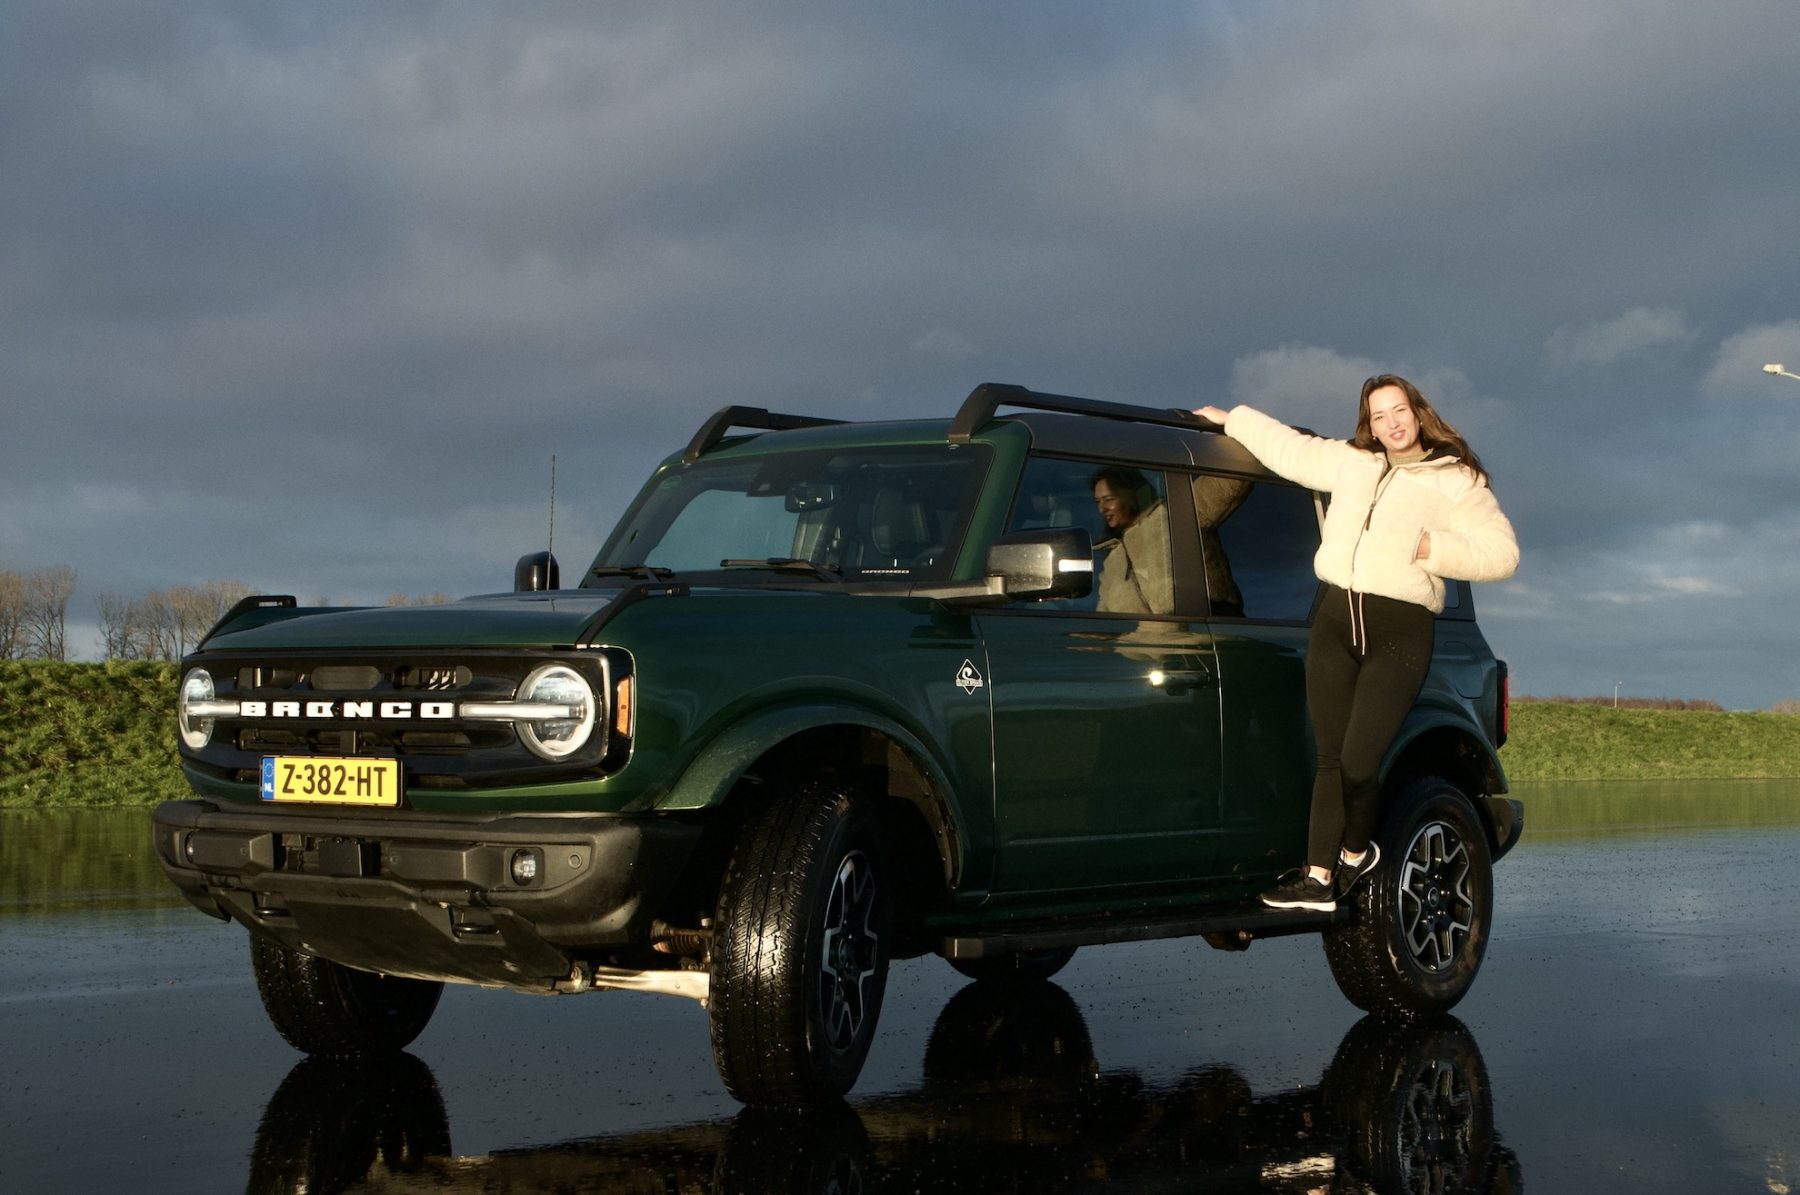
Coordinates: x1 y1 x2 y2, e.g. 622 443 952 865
513 664 598 760
177 668 216 750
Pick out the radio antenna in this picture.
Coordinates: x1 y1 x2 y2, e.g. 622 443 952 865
547 453 557 563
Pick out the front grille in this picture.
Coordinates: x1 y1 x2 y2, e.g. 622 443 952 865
238 727 499 753
188 648 632 791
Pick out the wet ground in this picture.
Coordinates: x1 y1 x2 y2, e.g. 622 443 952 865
3 782 1799 1193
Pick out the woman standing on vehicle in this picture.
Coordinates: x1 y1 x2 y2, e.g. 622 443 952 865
1195 375 1518 913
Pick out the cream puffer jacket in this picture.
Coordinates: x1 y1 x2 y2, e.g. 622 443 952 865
1223 405 1519 613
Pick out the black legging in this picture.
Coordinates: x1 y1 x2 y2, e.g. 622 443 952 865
1305 584 1435 870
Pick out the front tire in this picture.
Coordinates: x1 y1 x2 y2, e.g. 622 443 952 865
1323 776 1494 1019
250 936 443 1055
946 946 1077 984
709 788 892 1106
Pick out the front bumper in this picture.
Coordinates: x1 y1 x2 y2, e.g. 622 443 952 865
151 799 703 991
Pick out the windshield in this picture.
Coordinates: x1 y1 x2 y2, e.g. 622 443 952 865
587 443 990 584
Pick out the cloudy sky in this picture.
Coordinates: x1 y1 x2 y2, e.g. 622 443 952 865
5 1 1800 707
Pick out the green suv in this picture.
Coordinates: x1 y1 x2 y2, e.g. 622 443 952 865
153 383 1520 1106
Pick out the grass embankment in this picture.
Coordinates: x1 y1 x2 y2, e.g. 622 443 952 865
1502 699 1800 781
0 661 189 808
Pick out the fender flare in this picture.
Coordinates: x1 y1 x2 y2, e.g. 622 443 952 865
656 700 971 882
1383 706 1508 795
1384 707 1515 855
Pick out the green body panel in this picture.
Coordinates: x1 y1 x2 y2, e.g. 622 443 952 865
976 611 1223 897
202 592 618 652
599 589 995 879
1211 622 1314 875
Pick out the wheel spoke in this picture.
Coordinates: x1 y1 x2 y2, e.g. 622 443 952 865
1399 821 1474 973
1397 1057 1476 1186
818 850 879 1050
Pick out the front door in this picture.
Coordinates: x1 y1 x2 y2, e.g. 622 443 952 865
981 611 1223 893
980 456 1224 895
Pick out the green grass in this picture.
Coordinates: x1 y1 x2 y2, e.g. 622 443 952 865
1501 700 1800 781
0 661 191 808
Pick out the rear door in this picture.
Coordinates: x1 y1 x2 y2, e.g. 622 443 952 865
1196 473 1322 879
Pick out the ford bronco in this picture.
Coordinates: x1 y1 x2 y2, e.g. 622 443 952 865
152 383 1519 1106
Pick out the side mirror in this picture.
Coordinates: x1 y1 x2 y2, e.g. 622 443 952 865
985 528 1092 601
514 551 560 593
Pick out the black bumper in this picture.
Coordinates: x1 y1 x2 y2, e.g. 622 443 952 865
1482 796 1525 862
151 799 703 991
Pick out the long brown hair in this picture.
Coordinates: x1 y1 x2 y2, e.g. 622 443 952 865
1352 374 1491 487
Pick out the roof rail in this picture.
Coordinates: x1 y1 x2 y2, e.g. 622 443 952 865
947 382 1214 444
682 406 847 463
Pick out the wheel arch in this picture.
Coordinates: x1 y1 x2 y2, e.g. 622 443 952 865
657 702 969 907
1382 713 1519 860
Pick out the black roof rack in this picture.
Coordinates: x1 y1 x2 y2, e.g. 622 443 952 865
682 406 847 464
947 382 1215 444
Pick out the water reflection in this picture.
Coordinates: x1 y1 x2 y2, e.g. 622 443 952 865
245 981 1519 1195
247 1054 450 1193
0 807 175 915
1511 776 1800 837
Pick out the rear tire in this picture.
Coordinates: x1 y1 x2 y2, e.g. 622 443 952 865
1323 776 1493 1019
1320 1016 1495 1191
709 787 892 1106
250 935 443 1055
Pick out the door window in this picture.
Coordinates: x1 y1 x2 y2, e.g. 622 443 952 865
1195 477 1320 621
1007 457 1171 615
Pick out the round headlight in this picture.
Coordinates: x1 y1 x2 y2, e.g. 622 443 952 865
178 669 216 751
516 664 597 760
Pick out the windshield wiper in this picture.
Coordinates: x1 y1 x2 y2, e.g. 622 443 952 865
586 565 678 581
719 558 843 582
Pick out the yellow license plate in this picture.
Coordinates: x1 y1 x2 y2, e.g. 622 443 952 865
260 756 402 806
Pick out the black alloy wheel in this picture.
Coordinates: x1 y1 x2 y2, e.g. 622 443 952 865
1323 776 1494 1018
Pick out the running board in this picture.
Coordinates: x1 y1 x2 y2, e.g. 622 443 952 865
938 899 1350 961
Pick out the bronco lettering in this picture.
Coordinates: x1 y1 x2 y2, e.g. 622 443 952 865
232 700 458 720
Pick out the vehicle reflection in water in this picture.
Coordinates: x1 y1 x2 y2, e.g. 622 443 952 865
246 981 1520 1195
247 1052 451 1193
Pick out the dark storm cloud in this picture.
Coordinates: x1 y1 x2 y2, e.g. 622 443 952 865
4 1 1800 704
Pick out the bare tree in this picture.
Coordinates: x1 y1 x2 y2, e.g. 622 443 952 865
384 592 453 606
0 569 26 659
98 592 143 660
169 580 255 657
19 565 76 660
97 579 254 661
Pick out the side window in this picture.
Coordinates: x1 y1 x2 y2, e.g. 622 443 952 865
1198 476 1320 621
1007 457 1171 615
